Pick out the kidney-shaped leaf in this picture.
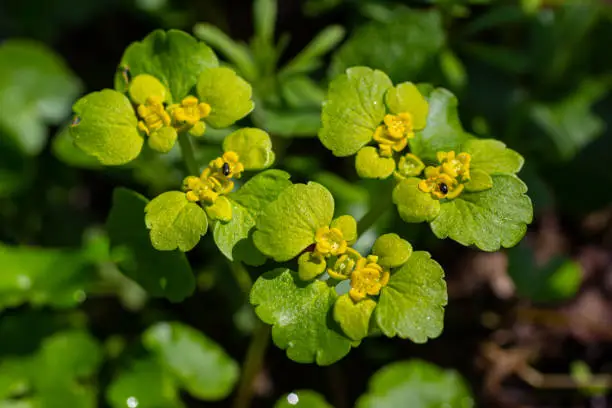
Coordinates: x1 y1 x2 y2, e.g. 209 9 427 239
463 139 524 175
223 127 275 170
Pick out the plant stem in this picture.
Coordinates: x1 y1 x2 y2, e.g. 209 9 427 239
233 322 271 408
229 260 253 297
177 133 199 175
356 181 395 235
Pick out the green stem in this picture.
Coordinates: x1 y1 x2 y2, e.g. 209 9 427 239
357 181 395 235
177 133 199 175
233 322 270 408
229 260 253 296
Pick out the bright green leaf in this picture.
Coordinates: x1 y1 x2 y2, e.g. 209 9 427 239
128 74 168 105
319 67 392 157
106 188 195 302
464 169 493 192
385 82 428 130
251 269 354 365
70 89 144 165
145 191 208 252
393 178 441 223
274 390 333 408
148 126 178 153
298 252 327 281
463 139 524 175
376 252 447 342
114 29 218 102
197 67 254 128
355 146 396 179
333 294 376 341
356 360 473 408
330 215 357 243
143 322 239 400
253 182 334 261
430 175 533 251
372 233 413 268
223 127 275 170
52 126 101 169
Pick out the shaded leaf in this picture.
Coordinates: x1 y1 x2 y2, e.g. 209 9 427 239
223 127 275 170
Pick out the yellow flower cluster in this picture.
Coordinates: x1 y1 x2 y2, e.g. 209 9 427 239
418 151 471 200
373 113 415 157
183 151 244 204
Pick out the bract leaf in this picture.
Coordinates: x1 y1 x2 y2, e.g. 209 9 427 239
463 139 524 175
319 67 392 157
392 178 441 223
197 67 254 128
330 215 357 243
274 390 333 408
214 170 292 265
128 74 168 105
145 191 208 252
148 126 178 153
114 29 218 102
143 322 239 401
355 146 396 179
250 269 354 365
464 169 493 192
70 89 144 165
106 188 195 302
430 175 533 251
409 88 471 162
356 360 473 408
333 294 376 341
385 82 428 129
223 127 275 170
372 233 413 268
253 182 334 262
376 252 447 342
298 252 327 281
206 196 233 222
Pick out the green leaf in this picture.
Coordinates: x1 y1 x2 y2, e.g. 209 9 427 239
409 88 472 162
114 29 218 102
376 252 447 342
106 188 195 302
0 40 81 156
508 244 582 302
464 169 493 192
463 139 524 175
253 182 334 262
223 127 275 170
280 25 346 77
148 126 178 153
392 178 441 223
145 191 208 252
356 360 473 408
197 67 254 128
70 89 144 165
319 67 392 157
206 196 233 222
355 146 396 179
298 252 327 281
384 82 428 129
52 126 101 169
372 234 413 268
214 170 292 265
430 175 533 251
143 322 240 401
251 269 354 365
107 359 184 408
330 215 357 243
128 74 168 105
330 9 444 83
333 294 376 341
253 107 321 138
274 390 334 408
253 0 277 45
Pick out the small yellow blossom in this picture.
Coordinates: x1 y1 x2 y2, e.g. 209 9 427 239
209 151 244 180
349 255 390 302
314 226 348 257
137 96 171 135
170 96 211 126
437 151 471 181
418 166 464 200
183 176 219 203
373 113 414 157
328 247 362 280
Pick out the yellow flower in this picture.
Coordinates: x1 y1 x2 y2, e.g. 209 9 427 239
372 113 414 157
314 226 348 257
349 255 390 302
418 166 464 199
328 247 362 280
208 151 244 180
136 96 171 135
183 175 219 203
437 151 471 181
170 96 211 126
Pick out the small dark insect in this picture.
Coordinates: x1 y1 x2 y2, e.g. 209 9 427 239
120 65 132 84
222 162 231 176
438 183 449 194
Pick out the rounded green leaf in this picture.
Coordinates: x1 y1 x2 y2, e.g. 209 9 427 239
107 359 184 408
253 182 334 262
408 88 472 162
372 233 413 268
197 67 254 128
355 147 396 179
106 188 195 302
319 67 392 157
356 360 473 408
70 89 144 165
128 74 168 105
114 29 219 102
206 196 233 222
376 252 447 342
464 168 493 192
222 127 275 170
330 215 357 244
145 191 208 252
143 322 239 401
430 174 533 251
463 139 524 175
275 390 333 408
214 170 292 265
148 126 178 153
250 269 354 365
392 178 441 223
298 252 327 281
333 294 376 341
385 82 428 130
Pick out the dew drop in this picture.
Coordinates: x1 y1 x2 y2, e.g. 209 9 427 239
287 392 299 405
127 396 138 408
